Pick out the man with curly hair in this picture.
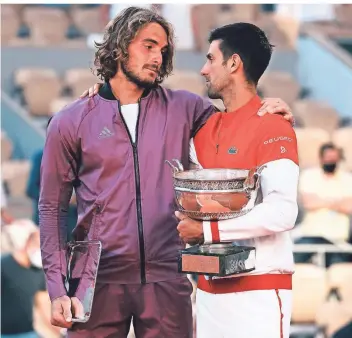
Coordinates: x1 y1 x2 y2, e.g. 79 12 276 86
40 6 293 337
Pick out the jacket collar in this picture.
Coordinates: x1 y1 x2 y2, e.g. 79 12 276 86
99 81 155 101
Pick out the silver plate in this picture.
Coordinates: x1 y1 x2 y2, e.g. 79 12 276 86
174 168 250 181
180 208 250 221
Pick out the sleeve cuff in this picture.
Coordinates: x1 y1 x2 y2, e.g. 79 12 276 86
202 221 220 244
46 274 67 301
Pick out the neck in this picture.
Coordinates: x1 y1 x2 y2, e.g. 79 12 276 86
13 251 30 268
222 80 257 113
110 71 144 105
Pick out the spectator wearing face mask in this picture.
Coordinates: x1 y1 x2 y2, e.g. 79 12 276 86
294 142 352 266
1 222 60 338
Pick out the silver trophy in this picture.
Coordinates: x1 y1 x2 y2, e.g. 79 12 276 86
166 159 265 277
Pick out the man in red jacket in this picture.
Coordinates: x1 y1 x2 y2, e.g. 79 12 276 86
176 23 299 338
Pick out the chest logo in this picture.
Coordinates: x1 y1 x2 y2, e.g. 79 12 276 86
280 146 287 154
228 147 238 155
99 126 114 139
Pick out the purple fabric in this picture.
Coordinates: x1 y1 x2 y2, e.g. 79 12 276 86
68 277 193 338
39 83 215 301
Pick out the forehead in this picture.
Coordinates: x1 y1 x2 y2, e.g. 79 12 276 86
134 22 168 45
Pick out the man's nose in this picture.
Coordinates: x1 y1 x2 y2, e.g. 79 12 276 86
152 51 163 66
200 65 207 76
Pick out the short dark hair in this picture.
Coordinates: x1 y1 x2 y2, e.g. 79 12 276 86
319 142 343 159
208 22 274 85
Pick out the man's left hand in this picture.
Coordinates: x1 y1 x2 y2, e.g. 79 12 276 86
258 98 294 125
175 211 204 245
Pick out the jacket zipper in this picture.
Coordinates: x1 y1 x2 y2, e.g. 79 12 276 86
117 99 146 284
216 114 223 154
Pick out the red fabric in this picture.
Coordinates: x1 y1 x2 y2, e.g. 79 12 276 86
198 274 292 294
275 289 284 338
210 221 220 243
194 95 298 170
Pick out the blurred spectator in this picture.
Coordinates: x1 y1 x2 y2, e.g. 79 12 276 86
294 142 352 266
1 222 59 338
1 180 16 254
1 180 14 225
26 148 77 240
26 150 42 225
298 142 352 241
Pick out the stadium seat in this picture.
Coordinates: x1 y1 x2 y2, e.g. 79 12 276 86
163 70 205 96
23 6 70 45
1 5 21 44
332 127 352 171
293 99 340 134
70 6 103 35
295 128 331 168
64 68 98 98
50 97 74 115
292 264 328 324
15 67 58 88
23 77 62 116
258 71 301 107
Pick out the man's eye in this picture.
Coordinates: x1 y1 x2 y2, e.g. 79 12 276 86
145 45 153 50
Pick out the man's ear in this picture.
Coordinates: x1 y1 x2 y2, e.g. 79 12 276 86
229 54 241 74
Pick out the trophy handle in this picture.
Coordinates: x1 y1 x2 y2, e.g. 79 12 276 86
165 159 184 174
244 165 266 193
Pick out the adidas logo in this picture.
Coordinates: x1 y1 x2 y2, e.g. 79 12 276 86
98 127 114 139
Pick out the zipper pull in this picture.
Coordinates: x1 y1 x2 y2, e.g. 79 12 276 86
216 144 219 154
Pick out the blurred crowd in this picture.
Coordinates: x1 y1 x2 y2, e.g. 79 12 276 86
1 3 352 338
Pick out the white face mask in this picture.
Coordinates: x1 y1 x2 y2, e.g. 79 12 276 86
28 249 42 268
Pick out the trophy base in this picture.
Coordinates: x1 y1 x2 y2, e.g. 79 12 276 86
178 243 255 277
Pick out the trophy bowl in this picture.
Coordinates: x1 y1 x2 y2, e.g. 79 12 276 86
166 159 263 276
166 159 264 221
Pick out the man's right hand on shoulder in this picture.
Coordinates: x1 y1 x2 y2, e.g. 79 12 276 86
80 83 103 98
51 295 84 328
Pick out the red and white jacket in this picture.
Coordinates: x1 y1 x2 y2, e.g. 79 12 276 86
190 96 299 293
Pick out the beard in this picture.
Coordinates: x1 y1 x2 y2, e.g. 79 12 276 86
206 85 222 100
121 59 158 89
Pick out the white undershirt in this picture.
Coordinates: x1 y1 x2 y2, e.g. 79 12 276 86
121 104 139 143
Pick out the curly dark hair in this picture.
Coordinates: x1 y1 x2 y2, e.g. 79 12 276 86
94 6 175 84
